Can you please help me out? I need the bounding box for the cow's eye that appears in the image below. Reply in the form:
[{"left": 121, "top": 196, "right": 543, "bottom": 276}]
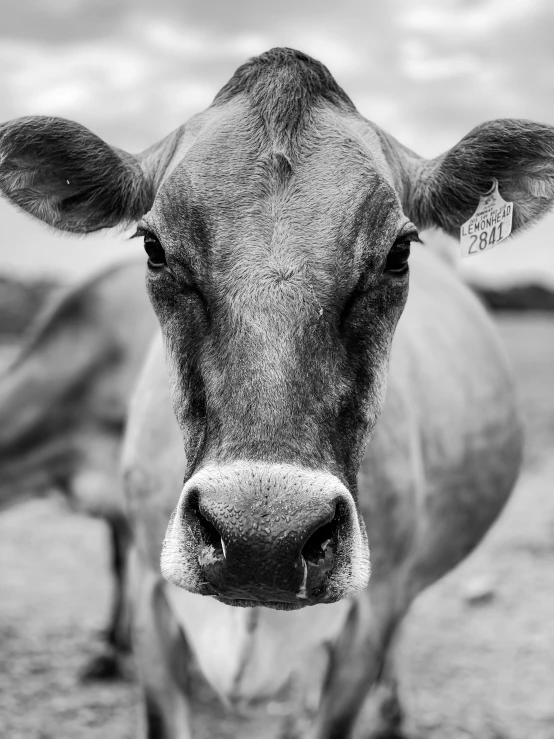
[
  {"left": 384, "top": 234, "right": 418, "bottom": 275},
  {"left": 144, "top": 235, "right": 166, "bottom": 270}
]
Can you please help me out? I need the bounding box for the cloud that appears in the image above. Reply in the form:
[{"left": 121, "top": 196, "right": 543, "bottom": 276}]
[
  {"left": 400, "top": 39, "right": 479, "bottom": 81},
  {"left": 401, "top": 0, "right": 542, "bottom": 35},
  {"left": 0, "top": 38, "right": 154, "bottom": 118}
]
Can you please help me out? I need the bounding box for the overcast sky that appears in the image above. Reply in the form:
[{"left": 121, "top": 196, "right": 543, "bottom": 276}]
[{"left": 1, "top": 0, "right": 553, "bottom": 285}]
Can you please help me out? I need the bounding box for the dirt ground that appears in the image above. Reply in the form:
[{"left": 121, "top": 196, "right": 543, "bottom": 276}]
[{"left": 0, "top": 314, "right": 553, "bottom": 739}]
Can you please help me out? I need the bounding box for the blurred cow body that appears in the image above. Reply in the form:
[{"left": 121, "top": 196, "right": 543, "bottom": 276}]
[
  {"left": 0, "top": 260, "right": 156, "bottom": 677},
  {"left": 3, "top": 48, "right": 554, "bottom": 736}
]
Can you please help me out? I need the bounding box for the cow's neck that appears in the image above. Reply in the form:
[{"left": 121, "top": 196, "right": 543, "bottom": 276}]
[{"left": 164, "top": 583, "right": 352, "bottom": 707}]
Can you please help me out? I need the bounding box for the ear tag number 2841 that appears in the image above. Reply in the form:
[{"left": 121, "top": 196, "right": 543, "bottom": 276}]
[{"left": 460, "top": 179, "right": 513, "bottom": 258}]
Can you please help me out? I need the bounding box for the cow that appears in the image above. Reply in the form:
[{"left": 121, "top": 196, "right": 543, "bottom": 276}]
[
  {"left": 0, "top": 260, "right": 156, "bottom": 678},
  {"left": 1, "top": 47, "right": 554, "bottom": 737}
]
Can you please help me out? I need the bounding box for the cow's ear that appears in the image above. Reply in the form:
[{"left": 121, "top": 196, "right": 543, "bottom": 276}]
[
  {"left": 0, "top": 116, "right": 156, "bottom": 233},
  {"left": 403, "top": 119, "right": 554, "bottom": 239}
]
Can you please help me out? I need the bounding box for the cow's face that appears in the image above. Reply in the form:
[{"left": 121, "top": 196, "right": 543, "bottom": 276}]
[
  {"left": 2, "top": 49, "right": 554, "bottom": 608},
  {"left": 142, "top": 87, "right": 414, "bottom": 606}
]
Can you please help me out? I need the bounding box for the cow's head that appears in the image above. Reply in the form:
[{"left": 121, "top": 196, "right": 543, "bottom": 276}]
[{"left": 2, "top": 48, "right": 554, "bottom": 608}]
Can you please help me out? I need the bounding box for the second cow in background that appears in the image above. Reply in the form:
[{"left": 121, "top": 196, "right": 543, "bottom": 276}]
[{"left": 0, "top": 259, "right": 156, "bottom": 678}]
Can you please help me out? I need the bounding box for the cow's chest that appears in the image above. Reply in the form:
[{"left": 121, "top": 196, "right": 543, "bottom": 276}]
[{"left": 164, "top": 583, "right": 351, "bottom": 707}]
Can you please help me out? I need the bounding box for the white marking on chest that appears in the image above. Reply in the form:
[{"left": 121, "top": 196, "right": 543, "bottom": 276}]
[{"left": 164, "top": 584, "right": 351, "bottom": 703}]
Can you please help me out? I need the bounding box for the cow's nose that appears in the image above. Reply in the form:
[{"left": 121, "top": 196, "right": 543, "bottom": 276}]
[
  {"left": 162, "top": 463, "right": 367, "bottom": 606},
  {"left": 189, "top": 486, "right": 338, "bottom": 601}
]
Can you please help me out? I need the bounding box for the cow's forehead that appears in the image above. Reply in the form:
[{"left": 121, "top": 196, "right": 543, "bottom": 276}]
[
  {"left": 162, "top": 96, "right": 394, "bottom": 195},
  {"left": 174, "top": 98, "right": 391, "bottom": 184},
  {"left": 148, "top": 97, "right": 403, "bottom": 274}
]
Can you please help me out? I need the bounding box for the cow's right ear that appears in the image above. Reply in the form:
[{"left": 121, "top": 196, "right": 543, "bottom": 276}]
[{"left": 0, "top": 116, "right": 171, "bottom": 233}]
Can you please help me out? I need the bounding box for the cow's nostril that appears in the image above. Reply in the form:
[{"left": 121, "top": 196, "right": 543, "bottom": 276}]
[
  {"left": 197, "top": 512, "right": 226, "bottom": 567},
  {"left": 186, "top": 489, "right": 225, "bottom": 559},
  {"left": 302, "top": 514, "right": 337, "bottom": 565},
  {"left": 197, "top": 512, "right": 224, "bottom": 554}
]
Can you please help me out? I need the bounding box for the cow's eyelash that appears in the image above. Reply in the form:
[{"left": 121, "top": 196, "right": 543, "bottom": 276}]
[{"left": 131, "top": 226, "right": 151, "bottom": 240}]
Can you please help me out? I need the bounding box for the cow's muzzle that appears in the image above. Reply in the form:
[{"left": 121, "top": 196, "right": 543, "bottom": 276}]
[{"left": 161, "top": 463, "right": 370, "bottom": 608}]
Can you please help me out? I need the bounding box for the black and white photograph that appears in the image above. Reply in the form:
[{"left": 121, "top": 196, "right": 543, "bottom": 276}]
[{"left": 0, "top": 1, "right": 553, "bottom": 738}]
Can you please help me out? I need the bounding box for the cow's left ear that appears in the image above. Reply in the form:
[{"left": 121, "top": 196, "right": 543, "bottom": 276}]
[
  {"left": 0, "top": 116, "right": 173, "bottom": 233},
  {"left": 401, "top": 119, "right": 554, "bottom": 238}
]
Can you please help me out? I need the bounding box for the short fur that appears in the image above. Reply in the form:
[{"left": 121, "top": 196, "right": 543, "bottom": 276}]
[
  {"left": 214, "top": 48, "right": 354, "bottom": 154},
  {"left": 411, "top": 118, "right": 554, "bottom": 236},
  {"left": 0, "top": 117, "right": 153, "bottom": 232}
]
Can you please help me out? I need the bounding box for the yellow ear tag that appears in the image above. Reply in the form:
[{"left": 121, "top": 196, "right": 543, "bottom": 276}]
[{"left": 460, "top": 179, "right": 513, "bottom": 257}]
